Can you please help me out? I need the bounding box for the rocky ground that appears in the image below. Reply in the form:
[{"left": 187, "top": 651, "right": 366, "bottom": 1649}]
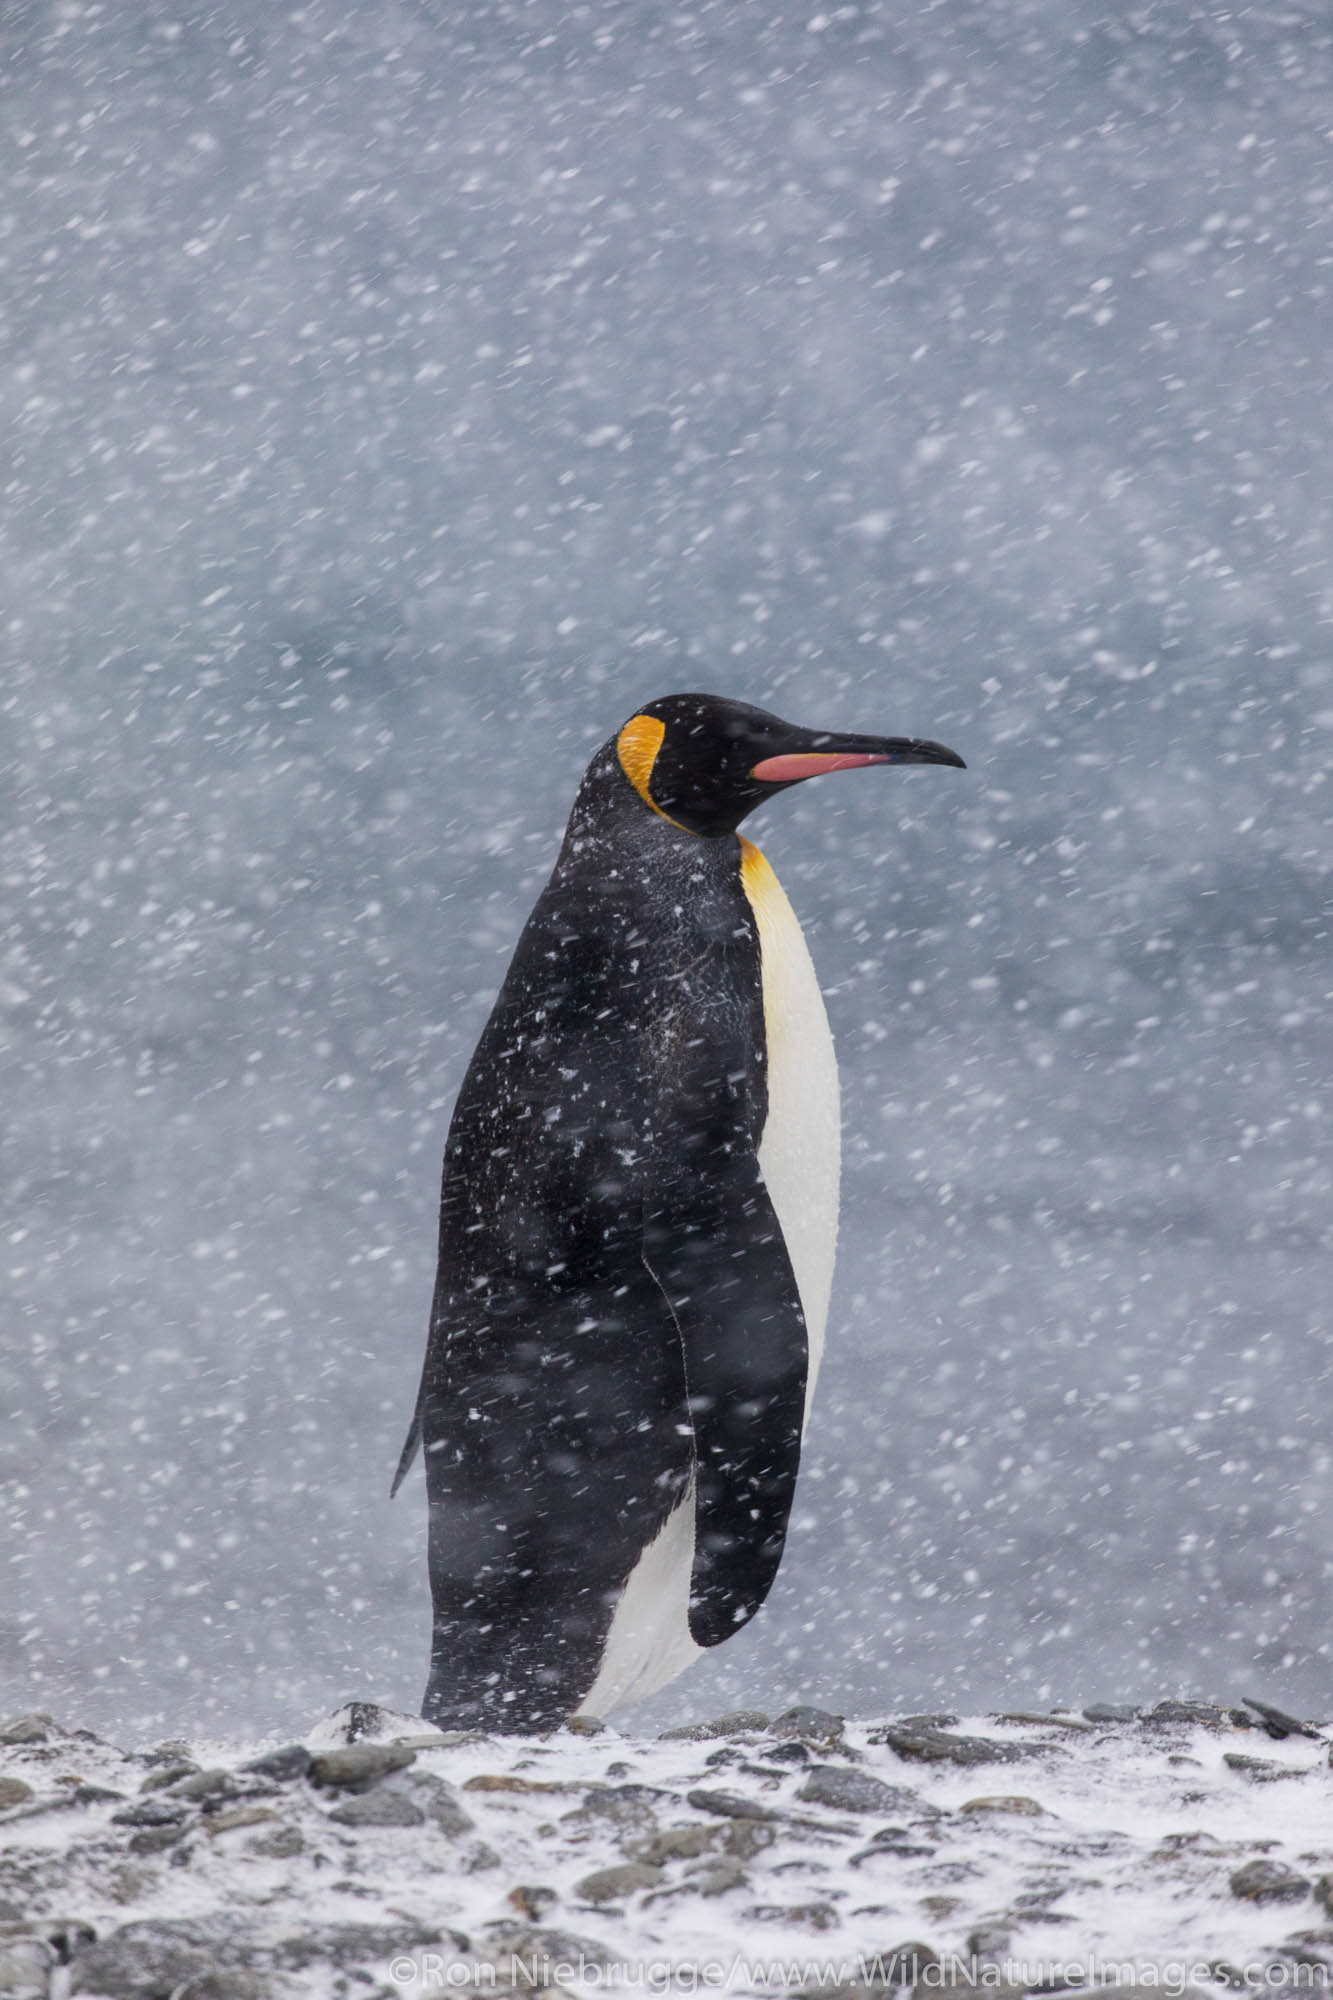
[{"left": 0, "top": 1697, "right": 1330, "bottom": 1998}]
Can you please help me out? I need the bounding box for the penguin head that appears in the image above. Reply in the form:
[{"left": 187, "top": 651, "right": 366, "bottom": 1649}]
[{"left": 616, "top": 692, "right": 965, "bottom": 837}]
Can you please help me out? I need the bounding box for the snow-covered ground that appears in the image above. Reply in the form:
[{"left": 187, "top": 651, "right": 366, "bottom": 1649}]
[{"left": 2, "top": 1698, "right": 1329, "bottom": 1997}]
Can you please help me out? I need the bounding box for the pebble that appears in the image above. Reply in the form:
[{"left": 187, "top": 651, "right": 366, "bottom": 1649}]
[
  {"left": 957, "top": 1795, "right": 1048, "bottom": 1816},
  {"left": 997, "top": 1711, "right": 1096, "bottom": 1732},
  {"left": 1271, "top": 1933, "right": 1333, "bottom": 1978},
  {"left": 1222, "top": 1753, "right": 1305, "bottom": 1782},
  {"left": 67, "top": 1919, "right": 265, "bottom": 1999},
  {"left": 275, "top": 1917, "right": 450, "bottom": 1972},
  {"left": 686, "top": 1787, "right": 780, "bottom": 1822},
  {"left": 661, "top": 1710, "right": 771, "bottom": 1741},
  {"left": 0, "top": 1715, "right": 60, "bottom": 1747},
  {"left": 240, "top": 1743, "right": 313, "bottom": 1783},
  {"left": 870, "top": 1724, "right": 1032, "bottom": 1768},
  {"left": 743, "top": 1900, "right": 840, "bottom": 1930},
  {"left": 561, "top": 1785, "right": 658, "bottom": 1835},
  {"left": 163, "top": 1767, "right": 243, "bottom": 1804},
  {"left": 138, "top": 1760, "right": 200, "bottom": 1793},
  {"left": 462, "top": 1772, "right": 575, "bottom": 1795},
  {"left": 402, "top": 1769, "right": 476, "bottom": 1836},
  {"left": 724, "top": 1820, "right": 777, "bottom": 1860},
  {"left": 308, "top": 1742, "right": 416, "bottom": 1792},
  {"left": 1142, "top": 1701, "right": 1247, "bottom": 1729},
  {"left": 127, "top": 1822, "right": 189, "bottom": 1855},
  {"left": 1083, "top": 1704, "right": 1139, "bottom": 1724},
  {"left": 576, "top": 1861, "right": 664, "bottom": 1903},
  {"left": 507, "top": 1884, "right": 558, "bottom": 1920},
  {"left": 204, "top": 1806, "right": 280, "bottom": 1836},
  {"left": 662, "top": 1857, "right": 748, "bottom": 1898},
  {"left": 1317, "top": 1876, "right": 1333, "bottom": 1918},
  {"left": 0, "top": 1935, "right": 57, "bottom": 1998},
  {"left": 110, "top": 1798, "right": 190, "bottom": 1828},
  {"left": 797, "top": 1765, "right": 923, "bottom": 1815},
  {"left": 769, "top": 1707, "right": 846, "bottom": 1746},
  {"left": 0, "top": 1778, "right": 34, "bottom": 1811},
  {"left": 1229, "top": 1858, "right": 1312, "bottom": 1903},
  {"left": 627, "top": 1824, "right": 721, "bottom": 1865},
  {"left": 1241, "top": 1696, "right": 1324, "bottom": 1740},
  {"left": 328, "top": 1784, "right": 427, "bottom": 1827}
]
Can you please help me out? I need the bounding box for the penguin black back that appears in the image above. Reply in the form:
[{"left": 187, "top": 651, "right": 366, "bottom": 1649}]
[{"left": 396, "top": 694, "right": 964, "bottom": 1731}]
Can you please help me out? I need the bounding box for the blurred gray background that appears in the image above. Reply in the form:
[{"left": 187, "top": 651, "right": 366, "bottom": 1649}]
[{"left": 2, "top": 0, "right": 1330, "bottom": 1741}]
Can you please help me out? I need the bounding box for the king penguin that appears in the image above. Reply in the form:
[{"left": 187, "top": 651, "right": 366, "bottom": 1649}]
[{"left": 393, "top": 693, "right": 965, "bottom": 1732}]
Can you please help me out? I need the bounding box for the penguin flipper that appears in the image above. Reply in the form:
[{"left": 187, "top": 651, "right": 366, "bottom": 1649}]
[
  {"left": 643, "top": 1153, "right": 807, "bottom": 1651},
  {"left": 390, "top": 1407, "right": 422, "bottom": 1497}
]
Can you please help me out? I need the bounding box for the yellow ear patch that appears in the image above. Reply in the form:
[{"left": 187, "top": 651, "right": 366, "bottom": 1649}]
[
  {"left": 616, "top": 713, "right": 667, "bottom": 809},
  {"left": 616, "top": 714, "right": 693, "bottom": 832}
]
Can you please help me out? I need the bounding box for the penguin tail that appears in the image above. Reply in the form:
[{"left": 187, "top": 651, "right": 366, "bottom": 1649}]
[{"left": 390, "top": 1409, "right": 422, "bottom": 1498}]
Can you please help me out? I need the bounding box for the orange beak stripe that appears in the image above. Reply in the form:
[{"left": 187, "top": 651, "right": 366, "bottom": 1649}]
[{"left": 750, "top": 751, "right": 896, "bottom": 782}]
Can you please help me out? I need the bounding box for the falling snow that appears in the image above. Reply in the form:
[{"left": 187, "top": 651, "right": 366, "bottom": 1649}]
[{"left": 2, "top": 0, "right": 1331, "bottom": 1741}]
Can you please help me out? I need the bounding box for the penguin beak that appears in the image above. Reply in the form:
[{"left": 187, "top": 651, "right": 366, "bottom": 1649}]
[{"left": 751, "top": 737, "right": 966, "bottom": 783}]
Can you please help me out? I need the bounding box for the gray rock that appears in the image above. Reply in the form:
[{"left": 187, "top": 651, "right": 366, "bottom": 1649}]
[
  {"left": 725, "top": 1820, "right": 777, "bottom": 1860},
  {"left": 111, "top": 1799, "right": 190, "bottom": 1829},
  {"left": 690, "top": 1857, "right": 750, "bottom": 1896},
  {"left": 479, "top": 1923, "right": 617, "bottom": 1970},
  {"left": 1316, "top": 1876, "right": 1333, "bottom": 1919},
  {"left": 966, "top": 1924, "right": 1013, "bottom": 1963},
  {"left": 662, "top": 1711, "right": 771, "bottom": 1740},
  {"left": 561, "top": 1785, "right": 659, "bottom": 1835},
  {"left": 996, "top": 1711, "right": 1096, "bottom": 1732},
  {"left": 1269, "top": 1934, "right": 1333, "bottom": 1978},
  {"left": 0, "top": 1935, "right": 56, "bottom": 1999},
  {"left": 0, "top": 1780, "right": 33, "bottom": 1812},
  {"left": 327, "top": 1786, "right": 426, "bottom": 1827},
  {"left": 575, "top": 1862, "right": 664, "bottom": 1904},
  {"left": 870, "top": 1725, "right": 1032, "bottom": 1768},
  {"left": 505, "top": 1885, "right": 558, "bottom": 1922},
  {"left": 138, "top": 1761, "right": 200, "bottom": 1794},
  {"left": 770, "top": 1708, "right": 846, "bottom": 1747},
  {"left": 628, "top": 1824, "right": 721, "bottom": 1865},
  {"left": 402, "top": 1769, "right": 475, "bottom": 1836},
  {"left": 1230, "top": 1859, "right": 1312, "bottom": 1904},
  {"left": 461, "top": 1839, "right": 504, "bottom": 1872},
  {"left": 1082, "top": 1704, "right": 1139, "bottom": 1724},
  {"left": 128, "top": 1822, "right": 189, "bottom": 1855},
  {"left": 1222, "top": 1753, "right": 1306, "bottom": 1782},
  {"left": 797, "top": 1765, "right": 922, "bottom": 1815},
  {"left": 72, "top": 1783, "right": 127, "bottom": 1806},
  {"left": 743, "top": 1902, "right": 840, "bottom": 1932},
  {"left": 687, "top": 1788, "right": 781, "bottom": 1822},
  {"left": 141, "top": 1740, "right": 193, "bottom": 1767},
  {"left": 162, "top": 1768, "right": 241, "bottom": 1806},
  {"left": 308, "top": 1742, "right": 416, "bottom": 1792},
  {"left": 275, "top": 1919, "right": 447, "bottom": 1971},
  {"left": 849, "top": 1827, "right": 937, "bottom": 1865},
  {"left": 1241, "top": 1696, "right": 1324, "bottom": 1741},
  {"left": 69, "top": 1920, "right": 262, "bottom": 1999},
  {"left": 0, "top": 1715, "right": 60, "bottom": 1747},
  {"left": 860, "top": 1942, "right": 941, "bottom": 1987},
  {"left": 239, "top": 1744, "right": 312, "bottom": 1783},
  {"left": 246, "top": 1823, "right": 305, "bottom": 1859},
  {"left": 1142, "top": 1701, "right": 1244, "bottom": 1729}
]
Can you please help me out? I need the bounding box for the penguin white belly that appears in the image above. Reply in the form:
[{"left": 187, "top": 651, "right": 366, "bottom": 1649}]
[
  {"left": 578, "top": 1476, "right": 701, "bottom": 1717},
  {"left": 740, "top": 837, "right": 841, "bottom": 1433},
  {"left": 579, "top": 839, "right": 839, "bottom": 1718}
]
